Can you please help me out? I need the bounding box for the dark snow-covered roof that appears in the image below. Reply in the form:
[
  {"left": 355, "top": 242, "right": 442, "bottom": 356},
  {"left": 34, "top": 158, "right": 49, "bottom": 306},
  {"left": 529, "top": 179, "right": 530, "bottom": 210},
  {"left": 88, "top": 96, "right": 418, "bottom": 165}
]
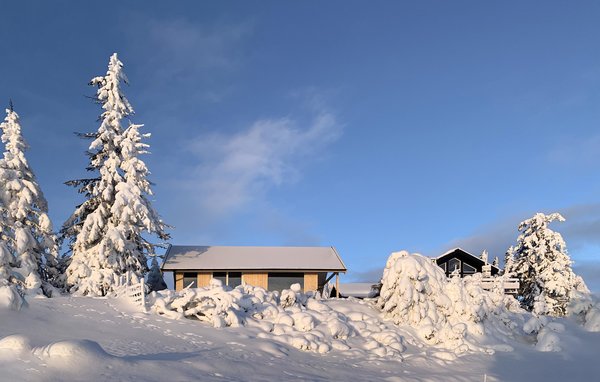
[
  {"left": 162, "top": 245, "right": 347, "bottom": 272},
  {"left": 435, "top": 248, "right": 500, "bottom": 272}
]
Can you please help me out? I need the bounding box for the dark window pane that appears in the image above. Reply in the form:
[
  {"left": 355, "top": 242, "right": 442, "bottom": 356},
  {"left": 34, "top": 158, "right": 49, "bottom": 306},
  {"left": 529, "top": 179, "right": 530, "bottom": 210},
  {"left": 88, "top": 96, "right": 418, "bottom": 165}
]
[
  {"left": 183, "top": 272, "right": 197, "bottom": 288},
  {"left": 213, "top": 272, "right": 227, "bottom": 285},
  {"left": 463, "top": 263, "right": 476, "bottom": 274},
  {"left": 268, "top": 272, "right": 304, "bottom": 291},
  {"left": 448, "top": 258, "right": 461, "bottom": 274},
  {"left": 228, "top": 272, "right": 242, "bottom": 288}
]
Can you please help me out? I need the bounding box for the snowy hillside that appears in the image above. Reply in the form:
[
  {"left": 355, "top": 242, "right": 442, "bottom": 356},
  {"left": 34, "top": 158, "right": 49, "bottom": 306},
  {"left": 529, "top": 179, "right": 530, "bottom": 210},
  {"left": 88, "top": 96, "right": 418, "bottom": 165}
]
[{"left": 1, "top": 291, "right": 599, "bottom": 381}]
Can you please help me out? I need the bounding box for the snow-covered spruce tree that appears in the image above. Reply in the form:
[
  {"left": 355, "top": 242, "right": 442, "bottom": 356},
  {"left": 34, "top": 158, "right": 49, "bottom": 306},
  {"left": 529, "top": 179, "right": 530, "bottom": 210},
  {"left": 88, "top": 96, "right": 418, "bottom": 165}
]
[
  {"left": 0, "top": 105, "right": 59, "bottom": 295},
  {"left": 506, "top": 212, "right": 586, "bottom": 317},
  {"left": 146, "top": 255, "right": 167, "bottom": 291},
  {"left": 61, "top": 53, "right": 169, "bottom": 296}
]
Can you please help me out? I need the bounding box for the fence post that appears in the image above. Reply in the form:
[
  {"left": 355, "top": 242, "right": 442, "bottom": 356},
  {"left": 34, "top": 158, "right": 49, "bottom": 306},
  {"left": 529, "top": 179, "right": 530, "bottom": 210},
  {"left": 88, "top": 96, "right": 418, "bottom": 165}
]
[{"left": 141, "top": 278, "right": 146, "bottom": 309}]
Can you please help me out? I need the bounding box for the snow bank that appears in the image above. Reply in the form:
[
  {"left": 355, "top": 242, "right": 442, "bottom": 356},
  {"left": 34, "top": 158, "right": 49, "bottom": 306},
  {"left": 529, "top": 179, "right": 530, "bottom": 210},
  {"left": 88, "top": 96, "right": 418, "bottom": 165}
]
[
  {"left": 0, "top": 334, "right": 31, "bottom": 354},
  {"left": 0, "top": 333, "right": 115, "bottom": 371},
  {"left": 377, "top": 251, "right": 521, "bottom": 350},
  {"left": 568, "top": 292, "right": 600, "bottom": 332},
  {"left": 33, "top": 339, "right": 112, "bottom": 365},
  {"left": 0, "top": 285, "right": 25, "bottom": 311},
  {"left": 149, "top": 281, "right": 406, "bottom": 358}
]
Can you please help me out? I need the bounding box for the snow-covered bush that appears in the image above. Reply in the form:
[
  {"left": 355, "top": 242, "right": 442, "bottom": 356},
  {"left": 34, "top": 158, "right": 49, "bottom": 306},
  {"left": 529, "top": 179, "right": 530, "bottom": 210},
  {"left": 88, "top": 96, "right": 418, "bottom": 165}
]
[
  {"left": 0, "top": 283, "right": 25, "bottom": 310},
  {"left": 568, "top": 291, "right": 600, "bottom": 332},
  {"left": 148, "top": 280, "right": 406, "bottom": 358},
  {"left": 505, "top": 213, "right": 588, "bottom": 317},
  {"left": 377, "top": 250, "right": 519, "bottom": 348}
]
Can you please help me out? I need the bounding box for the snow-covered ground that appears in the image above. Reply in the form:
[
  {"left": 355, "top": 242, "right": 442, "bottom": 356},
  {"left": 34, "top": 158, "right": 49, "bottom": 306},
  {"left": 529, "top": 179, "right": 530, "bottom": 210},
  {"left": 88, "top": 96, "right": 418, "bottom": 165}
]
[{"left": 1, "top": 294, "right": 599, "bottom": 382}]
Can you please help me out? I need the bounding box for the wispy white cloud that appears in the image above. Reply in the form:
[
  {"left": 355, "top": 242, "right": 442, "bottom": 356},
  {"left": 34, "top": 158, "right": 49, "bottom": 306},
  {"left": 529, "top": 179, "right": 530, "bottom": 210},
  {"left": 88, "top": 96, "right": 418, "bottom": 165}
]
[{"left": 180, "top": 99, "right": 342, "bottom": 224}]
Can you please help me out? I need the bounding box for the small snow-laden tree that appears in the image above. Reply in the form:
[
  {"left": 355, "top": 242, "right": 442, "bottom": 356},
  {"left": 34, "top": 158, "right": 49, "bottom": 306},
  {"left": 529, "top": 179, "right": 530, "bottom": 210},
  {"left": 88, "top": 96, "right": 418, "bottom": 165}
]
[
  {"left": 0, "top": 106, "right": 59, "bottom": 295},
  {"left": 492, "top": 256, "right": 499, "bottom": 268},
  {"left": 146, "top": 255, "right": 167, "bottom": 292},
  {"left": 480, "top": 250, "right": 489, "bottom": 264},
  {"left": 507, "top": 213, "right": 587, "bottom": 317},
  {"left": 503, "top": 246, "right": 516, "bottom": 277},
  {"left": 62, "top": 53, "right": 132, "bottom": 296}
]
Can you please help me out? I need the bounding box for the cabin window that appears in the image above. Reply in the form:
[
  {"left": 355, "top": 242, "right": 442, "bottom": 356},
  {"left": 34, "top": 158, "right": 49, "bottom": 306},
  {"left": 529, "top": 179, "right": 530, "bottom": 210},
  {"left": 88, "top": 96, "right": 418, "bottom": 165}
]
[
  {"left": 463, "top": 263, "right": 476, "bottom": 275},
  {"left": 268, "top": 272, "right": 304, "bottom": 291},
  {"left": 183, "top": 272, "right": 197, "bottom": 288},
  {"left": 228, "top": 272, "right": 242, "bottom": 288},
  {"left": 213, "top": 272, "right": 227, "bottom": 285},
  {"left": 448, "top": 258, "right": 461, "bottom": 274}
]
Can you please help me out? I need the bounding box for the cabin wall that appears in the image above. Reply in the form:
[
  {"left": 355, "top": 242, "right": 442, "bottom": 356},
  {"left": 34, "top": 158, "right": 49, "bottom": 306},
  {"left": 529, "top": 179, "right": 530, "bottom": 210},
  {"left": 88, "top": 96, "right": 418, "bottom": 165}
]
[
  {"left": 304, "top": 273, "right": 318, "bottom": 292},
  {"left": 175, "top": 272, "right": 184, "bottom": 290},
  {"left": 197, "top": 272, "right": 212, "bottom": 288},
  {"left": 242, "top": 272, "right": 268, "bottom": 289}
]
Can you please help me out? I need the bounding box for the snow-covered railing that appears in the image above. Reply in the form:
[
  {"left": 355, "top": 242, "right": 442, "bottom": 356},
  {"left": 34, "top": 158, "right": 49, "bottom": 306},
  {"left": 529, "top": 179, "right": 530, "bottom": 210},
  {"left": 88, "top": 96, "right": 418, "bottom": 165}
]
[
  {"left": 479, "top": 277, "right": 520, "bottom": 294},
  {"left": 125, "top": 279, "right": 147, "bottom": 308},
  {"left": 114, "top": 275, "right": 147, "bottom": 310}
]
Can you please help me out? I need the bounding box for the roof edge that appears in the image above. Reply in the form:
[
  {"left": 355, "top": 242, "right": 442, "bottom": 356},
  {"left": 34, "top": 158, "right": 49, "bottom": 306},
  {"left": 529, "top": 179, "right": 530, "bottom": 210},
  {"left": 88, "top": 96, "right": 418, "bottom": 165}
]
[
  {"left": 160, "top": 243, "right": 173, "bottom": 271},
  {"left": 331, "top": 246, "right": 348, "bottom": 272}
]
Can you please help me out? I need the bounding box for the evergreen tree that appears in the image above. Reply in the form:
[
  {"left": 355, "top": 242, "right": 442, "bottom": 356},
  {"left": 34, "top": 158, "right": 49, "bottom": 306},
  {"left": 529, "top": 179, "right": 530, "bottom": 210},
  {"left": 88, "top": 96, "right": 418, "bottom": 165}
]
[
  {"left": 147, "top": 255, "right": 167, "bottom": 291},
  {"left": 492, "top": 256, "right": 499, "bottom": 268},
  {"left": 61, "top": 53, "right": 168, "bottom": 296},
  {"left": 506, "top": 212, "right": 586, "bottom": 317},
  {"left": 0, "top": 105, "right": 59, "bottom": 295}
]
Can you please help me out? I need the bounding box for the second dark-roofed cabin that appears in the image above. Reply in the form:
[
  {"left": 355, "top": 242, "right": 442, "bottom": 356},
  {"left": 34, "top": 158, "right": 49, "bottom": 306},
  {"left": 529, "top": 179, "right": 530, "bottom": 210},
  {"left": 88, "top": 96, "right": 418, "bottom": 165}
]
[{"left": 435, "top": 248, "right": 500, "bottom": 277}]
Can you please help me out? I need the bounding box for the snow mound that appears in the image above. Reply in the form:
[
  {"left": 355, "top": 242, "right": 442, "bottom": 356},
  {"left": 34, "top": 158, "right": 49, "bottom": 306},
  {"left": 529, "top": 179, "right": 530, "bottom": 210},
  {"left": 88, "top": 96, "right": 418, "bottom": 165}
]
[
  {"left": 33, "top": 339, "right": 113, "bottom": 365},
  {"left": 568, "top": 292, "right": 600, "bottom": 332},
  {"left": 0, "top": 334, "right": 31, "bottom": 353},
  {"left": 0, "top": 285, "right": 25, "bottom": 311},
  {"left": 377, "top": 250, "right": 521, "bottom": 350}
]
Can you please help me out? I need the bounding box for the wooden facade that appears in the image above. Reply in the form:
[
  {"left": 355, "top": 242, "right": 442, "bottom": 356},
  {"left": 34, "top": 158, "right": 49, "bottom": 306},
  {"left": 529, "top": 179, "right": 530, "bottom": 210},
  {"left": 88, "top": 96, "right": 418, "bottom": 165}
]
[
  {"left": 242, "top": 272, "right": 268, "bottom": 289},
  {"left": 172, "top": 270, "right": 332, "bottom": 293}
]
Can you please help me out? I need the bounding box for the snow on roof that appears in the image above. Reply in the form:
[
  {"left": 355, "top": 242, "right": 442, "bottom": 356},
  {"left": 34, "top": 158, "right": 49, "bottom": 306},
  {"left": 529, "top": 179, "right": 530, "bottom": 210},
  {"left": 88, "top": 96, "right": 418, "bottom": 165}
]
[
  {"left": 434, "top": 247, "right": 500, "bottom": 270},
  {"left": 338, "top": 283, "right": 378, "bottom": 298},
  {"left": 162, "top": 245, "right": 347, "bottom": 272}
]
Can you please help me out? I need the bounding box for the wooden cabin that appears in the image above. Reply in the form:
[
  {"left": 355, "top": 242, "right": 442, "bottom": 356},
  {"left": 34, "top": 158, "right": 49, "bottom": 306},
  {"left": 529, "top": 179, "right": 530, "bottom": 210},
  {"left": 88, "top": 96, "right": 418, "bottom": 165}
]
[
  {"left": 435, "top": 248, "right": 500, "bottom": 277},
  {"left": 161, "top": 245, "right": 347, "bottom": 294}
]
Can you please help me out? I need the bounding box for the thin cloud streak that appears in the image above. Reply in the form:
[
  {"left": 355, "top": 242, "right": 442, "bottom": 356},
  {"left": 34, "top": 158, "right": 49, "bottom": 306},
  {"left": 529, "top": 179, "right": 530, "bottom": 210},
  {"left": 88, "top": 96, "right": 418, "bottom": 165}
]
[
  {"left": 186, "top": 108, "right": 341, "bottom": 221},
  {"left": 441, "top": 203, "right": 600, "bottom": 265}
]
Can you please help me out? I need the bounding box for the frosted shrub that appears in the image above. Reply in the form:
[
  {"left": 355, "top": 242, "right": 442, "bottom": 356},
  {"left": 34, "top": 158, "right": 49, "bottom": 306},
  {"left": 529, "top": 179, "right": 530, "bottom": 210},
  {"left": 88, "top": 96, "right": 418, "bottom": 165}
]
[
  {"left": 377, "top": 250, "right": 518, "bottom": 347},
  {"left": 506, "top": 213, "right": 588, "bottom": 317}
]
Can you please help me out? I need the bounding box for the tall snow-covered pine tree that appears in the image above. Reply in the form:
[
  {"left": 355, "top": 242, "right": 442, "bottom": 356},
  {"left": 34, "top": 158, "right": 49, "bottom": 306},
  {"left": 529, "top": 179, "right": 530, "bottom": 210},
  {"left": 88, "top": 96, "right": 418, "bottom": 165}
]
[
  {"left": 62, "top": 53, "right": 168, "bottom": 296},
  {"left": 0, "top": 104, "right": 59, "bottom": 295},
  {"left": 506, "top": 212, "right": 586, "bottom": 317}
]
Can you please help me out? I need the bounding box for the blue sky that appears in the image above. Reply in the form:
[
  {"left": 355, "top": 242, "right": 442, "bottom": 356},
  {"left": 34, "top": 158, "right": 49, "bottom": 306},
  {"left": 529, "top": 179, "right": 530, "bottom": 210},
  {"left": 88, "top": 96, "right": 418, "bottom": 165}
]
[{"left": 1, "top": 1, "right": 600, "bottom": 290}]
